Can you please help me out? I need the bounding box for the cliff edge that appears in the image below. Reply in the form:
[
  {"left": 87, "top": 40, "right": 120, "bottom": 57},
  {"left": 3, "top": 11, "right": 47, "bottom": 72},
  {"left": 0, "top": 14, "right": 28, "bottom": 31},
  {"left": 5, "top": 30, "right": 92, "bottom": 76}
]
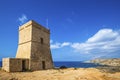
[{"left": 89, "top": 58, "right": 120, "bottom": 66}]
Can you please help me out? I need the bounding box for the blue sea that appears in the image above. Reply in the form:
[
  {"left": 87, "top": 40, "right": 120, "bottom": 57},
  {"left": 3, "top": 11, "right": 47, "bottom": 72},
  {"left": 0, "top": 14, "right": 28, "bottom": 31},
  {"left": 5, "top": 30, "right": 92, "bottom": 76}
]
[
  {"left": 54, "top": 61, "right": 101, "bottom": 68},
  {"left": 0, "top": 61, "right": 101, "bottom": 68}
]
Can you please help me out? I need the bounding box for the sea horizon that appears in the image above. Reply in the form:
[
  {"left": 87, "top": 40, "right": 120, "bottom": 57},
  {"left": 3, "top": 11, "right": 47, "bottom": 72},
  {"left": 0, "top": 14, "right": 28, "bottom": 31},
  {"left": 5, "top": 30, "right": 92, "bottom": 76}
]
[{"left": 0, "top": 61, "right": 101, "bottom": 68}]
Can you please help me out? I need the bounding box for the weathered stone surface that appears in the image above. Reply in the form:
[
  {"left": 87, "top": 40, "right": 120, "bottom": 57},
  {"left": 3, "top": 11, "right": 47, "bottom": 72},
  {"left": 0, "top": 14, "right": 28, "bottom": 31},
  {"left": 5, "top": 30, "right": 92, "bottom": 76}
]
[
  {"left": 2, "top": 20, "right": 54, "bottom": 72},
  {"left": 2, "top": 58, "right": 29, "bottom": 72}
]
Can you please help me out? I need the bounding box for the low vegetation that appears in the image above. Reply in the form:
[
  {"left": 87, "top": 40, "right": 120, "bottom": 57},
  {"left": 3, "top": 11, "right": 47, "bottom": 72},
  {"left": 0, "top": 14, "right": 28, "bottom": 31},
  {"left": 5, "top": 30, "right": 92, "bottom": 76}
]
[
  {"left": 90, "top": 58, "right": 120, "bottom": 66},
  {"left": 97, "top": 66, "right": 120, "bottom": 73},
  {"left": 60, "top": 66, "right": 67, "bottom": 69}
]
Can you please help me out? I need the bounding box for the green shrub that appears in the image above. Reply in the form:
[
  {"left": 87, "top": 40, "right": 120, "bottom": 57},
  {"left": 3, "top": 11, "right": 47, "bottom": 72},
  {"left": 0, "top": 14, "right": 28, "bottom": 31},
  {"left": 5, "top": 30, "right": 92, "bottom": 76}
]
[{"left": 60, "top": 66, "right": 67, "bottom": 69}]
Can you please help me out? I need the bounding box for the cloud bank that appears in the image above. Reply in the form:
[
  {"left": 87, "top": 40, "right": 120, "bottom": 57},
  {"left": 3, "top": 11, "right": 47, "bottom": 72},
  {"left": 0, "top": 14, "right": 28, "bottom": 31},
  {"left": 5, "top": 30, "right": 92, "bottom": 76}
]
[{"left": 51, "top": 28, "right": 120, "bottom": 58}]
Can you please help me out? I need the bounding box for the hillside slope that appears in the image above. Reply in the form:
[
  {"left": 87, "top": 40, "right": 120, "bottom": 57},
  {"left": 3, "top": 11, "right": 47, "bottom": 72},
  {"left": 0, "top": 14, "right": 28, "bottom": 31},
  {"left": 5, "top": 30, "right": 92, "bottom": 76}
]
[{"left": 89, "top": 58, "right": 120, "bottom": 66}]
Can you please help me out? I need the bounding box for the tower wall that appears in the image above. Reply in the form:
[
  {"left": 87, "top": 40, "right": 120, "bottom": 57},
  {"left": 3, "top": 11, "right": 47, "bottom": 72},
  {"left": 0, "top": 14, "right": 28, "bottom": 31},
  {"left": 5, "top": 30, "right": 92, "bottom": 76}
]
[
  {"left": 30, "top": 21, "right": 53, "bottom": 70},
  {"left": 16, "top": 22, "right": 32, "bottom": 58},
  {"left": 16, "top": 20, "right": 54, "bottom": 70},
  {"left": 2, "top": 58, "right": 29, "bottom": 72}
]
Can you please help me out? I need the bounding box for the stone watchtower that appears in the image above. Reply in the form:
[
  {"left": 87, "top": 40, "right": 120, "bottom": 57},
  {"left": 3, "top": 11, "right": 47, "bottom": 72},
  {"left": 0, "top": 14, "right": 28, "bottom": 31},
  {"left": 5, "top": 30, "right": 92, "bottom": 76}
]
[{"left": 2, "top": 20, "right": 54, "bottom": 72}]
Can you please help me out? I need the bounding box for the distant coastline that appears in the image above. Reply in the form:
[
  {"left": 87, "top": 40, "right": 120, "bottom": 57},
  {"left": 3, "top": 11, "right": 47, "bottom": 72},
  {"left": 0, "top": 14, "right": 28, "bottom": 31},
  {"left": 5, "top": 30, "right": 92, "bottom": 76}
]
[
  {"left": 89, "top": 58, "right": 120, "bottom": 66},
  {"left": 1, "top": 58, "right": 120, "bottom": 68}
]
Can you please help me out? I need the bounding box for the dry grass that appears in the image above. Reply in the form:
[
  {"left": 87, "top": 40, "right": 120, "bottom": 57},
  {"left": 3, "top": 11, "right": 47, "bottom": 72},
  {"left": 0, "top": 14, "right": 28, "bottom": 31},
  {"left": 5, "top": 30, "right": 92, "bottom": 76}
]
[
  {"left": 0, "top": 68, "right": 120, "bottom": 80},
  {"left": 96, "top": 66, "right": 120, "bottom": 73},
  {"left": 0, "top": 67, "right": 2, "bottom": 70}
]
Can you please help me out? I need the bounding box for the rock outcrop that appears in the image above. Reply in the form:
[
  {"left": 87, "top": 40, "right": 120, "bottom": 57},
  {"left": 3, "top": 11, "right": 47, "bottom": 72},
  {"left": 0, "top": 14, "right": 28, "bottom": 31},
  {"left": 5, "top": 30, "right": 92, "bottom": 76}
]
[{"left": 89, "top": 58, "right": 120, "bottom": 66}]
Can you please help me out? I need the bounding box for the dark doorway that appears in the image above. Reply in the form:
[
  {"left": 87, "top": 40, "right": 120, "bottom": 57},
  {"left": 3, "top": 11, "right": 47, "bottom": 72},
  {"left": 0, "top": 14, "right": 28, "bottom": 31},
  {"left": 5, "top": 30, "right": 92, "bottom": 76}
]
[
  {"left": 40, "top": 38, "right": 43, "bottom": 44},
  {"left": 42, "top": 61, "right": 45, "bottom": 69},
  {"left": 22, "top": 60, "right": 26, "bottom": 71}
]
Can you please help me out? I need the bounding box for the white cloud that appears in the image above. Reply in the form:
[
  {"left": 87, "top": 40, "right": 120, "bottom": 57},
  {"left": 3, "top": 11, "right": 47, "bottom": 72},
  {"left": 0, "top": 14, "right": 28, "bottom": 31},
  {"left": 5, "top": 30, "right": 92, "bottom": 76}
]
[
  {"left": 50, "top": 41, "right": 71, "bottom": 49},
  {"left": 87, "top": 29, "right": 119, "bottom": 43},
  {"left": 18, "top": 14, "right": 28, "bottom": 25},
  {"left": 50, "top": 42, "right": 61, "bottom": 49},
  {"left": 50, "top": 40, "right": 53, "bottom": 43},
  {"left": 71, "top": 29, "right": 120, "bottom": 58},
  {"left": 51, "top": 28, "right": 120, "bottom": 59},
  {"left": 61, "top": 42, "right": 71, "bottom": 47}
]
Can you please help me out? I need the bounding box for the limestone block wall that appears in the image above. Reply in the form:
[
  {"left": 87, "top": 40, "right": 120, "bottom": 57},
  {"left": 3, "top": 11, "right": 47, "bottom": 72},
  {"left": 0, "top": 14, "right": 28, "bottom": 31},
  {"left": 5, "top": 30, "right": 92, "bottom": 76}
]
[
  {"left": 16, "top": 22, "right": 32, "bottom": 58},
  {"left": 2, "top": 20, "right": 54, "bottom": 72},
  {"left": 2, "top": 58, "right": 29, "bottom": 72},
  {"left": 19, "top": 23, "right": 32, "bottom": 44},
  {"left": 32, "top": 22, "right": 50, "bottom": 45},
  {"left": 30, "top": 42, "right": 54, "bottom": 70},
  {"left": 2, "top": 58, "right": 9, "bottom": 72},
  {"left": 16, "top": 42, "right": 31, "bottom": 58},
  {"left": 29, "top": 21, "right": 54, "bottom": 70}
]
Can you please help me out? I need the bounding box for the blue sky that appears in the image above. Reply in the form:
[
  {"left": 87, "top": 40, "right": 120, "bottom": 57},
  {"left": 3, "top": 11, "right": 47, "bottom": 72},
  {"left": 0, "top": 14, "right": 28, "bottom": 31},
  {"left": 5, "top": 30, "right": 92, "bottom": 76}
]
[{"left": 0, "top": 0, "right": 120, "bottom": 61}]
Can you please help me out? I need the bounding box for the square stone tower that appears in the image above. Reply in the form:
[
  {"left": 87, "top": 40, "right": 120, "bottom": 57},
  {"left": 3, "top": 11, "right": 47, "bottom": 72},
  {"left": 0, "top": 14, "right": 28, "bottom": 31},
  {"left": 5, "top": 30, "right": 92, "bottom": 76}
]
[{"left": 16, "top": 20, "right": 54, "bottom": 70}]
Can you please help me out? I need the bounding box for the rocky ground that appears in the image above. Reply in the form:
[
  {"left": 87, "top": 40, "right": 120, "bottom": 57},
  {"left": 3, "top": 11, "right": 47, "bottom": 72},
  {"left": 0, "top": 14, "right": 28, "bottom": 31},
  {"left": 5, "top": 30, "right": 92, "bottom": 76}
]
[
  {"left": 0, "top": 68, "right": 120, "bottom": 80},
  {"left": 89, "top": 58, "right": 120, "bottom": 66}
]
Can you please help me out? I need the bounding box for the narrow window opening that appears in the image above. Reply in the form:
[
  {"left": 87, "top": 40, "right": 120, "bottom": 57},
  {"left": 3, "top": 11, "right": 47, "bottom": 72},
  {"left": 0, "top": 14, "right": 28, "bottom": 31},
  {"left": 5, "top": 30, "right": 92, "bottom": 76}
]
[
  {"left": 22, "top": 60, "right": 26, "bottom": 71},
  {"left": 40, "top": 38, "right": 43, "bottom": 44},
  {"left": 42, "top": 61, "right": 45, "bottom": 69}
]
